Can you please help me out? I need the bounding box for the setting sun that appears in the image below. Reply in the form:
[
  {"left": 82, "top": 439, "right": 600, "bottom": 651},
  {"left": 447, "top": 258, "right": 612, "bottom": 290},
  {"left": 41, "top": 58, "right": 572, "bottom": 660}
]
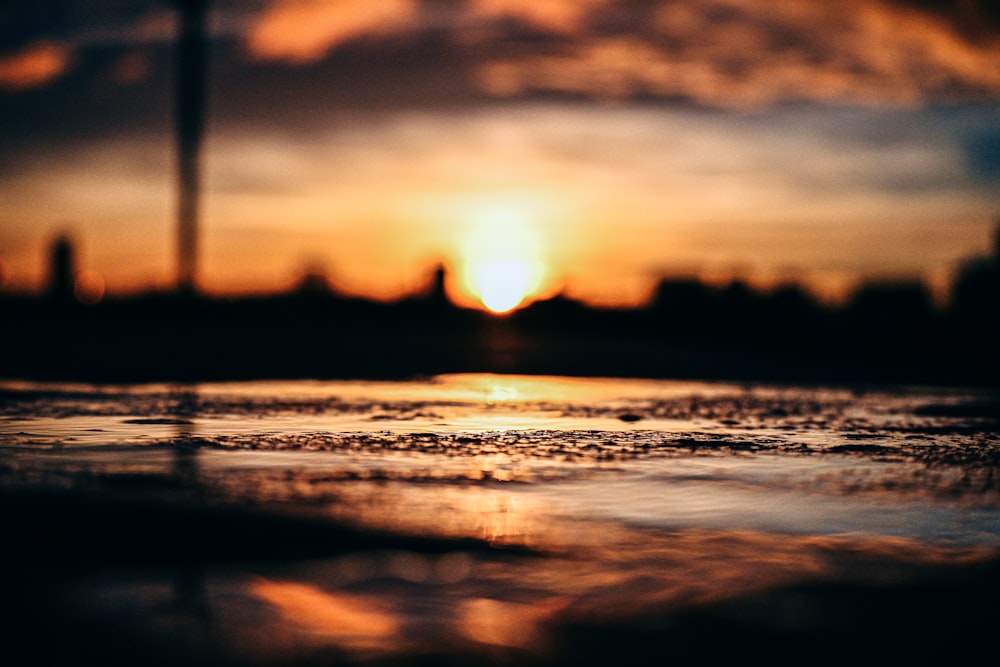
[
  {"left": 456, "top": 198, "right": 550, "bottom": 314},
  {"left": 471, "top": 259, "right": 533, "bottom": 313}
]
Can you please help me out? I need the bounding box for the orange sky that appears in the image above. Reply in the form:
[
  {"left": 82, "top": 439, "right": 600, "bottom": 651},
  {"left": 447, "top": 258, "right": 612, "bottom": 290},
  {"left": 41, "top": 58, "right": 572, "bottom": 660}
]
[{"left": 1, "top": 0, "right": 999, "bottom": 309}]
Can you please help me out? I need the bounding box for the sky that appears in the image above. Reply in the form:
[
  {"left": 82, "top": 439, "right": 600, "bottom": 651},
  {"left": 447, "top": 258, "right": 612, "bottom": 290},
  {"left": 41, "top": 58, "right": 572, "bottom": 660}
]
[{"left": 1, "top": 0, "right": 999, "bottom": 310}]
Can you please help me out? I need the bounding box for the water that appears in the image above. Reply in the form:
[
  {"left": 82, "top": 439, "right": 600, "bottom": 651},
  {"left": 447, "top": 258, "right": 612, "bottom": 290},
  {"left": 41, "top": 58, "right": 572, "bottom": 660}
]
[{"left": 2, "top": 374, "right": 999, "bottom": 665}]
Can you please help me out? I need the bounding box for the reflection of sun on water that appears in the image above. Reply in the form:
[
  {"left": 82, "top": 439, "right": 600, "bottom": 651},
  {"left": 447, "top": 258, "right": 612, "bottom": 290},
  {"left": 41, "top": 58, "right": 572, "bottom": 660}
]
[
  {"left": 250, "top": 578, "right": 399, "bottom": 652},
  {"left": 458, "top": 199, "right": 548, "bottom": 314},
  {"left": 485, "top": 378, "right": 520, "bottom": 404}
]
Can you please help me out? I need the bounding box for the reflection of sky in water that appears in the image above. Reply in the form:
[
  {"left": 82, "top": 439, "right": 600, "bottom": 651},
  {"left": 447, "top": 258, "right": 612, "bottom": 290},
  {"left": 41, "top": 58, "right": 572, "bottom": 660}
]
[
  {"left": 3, "top": 373, "right": 998, "bottom": 545},
  {"left": 3, "top": 374, "right": 999, "bottom": 664}
]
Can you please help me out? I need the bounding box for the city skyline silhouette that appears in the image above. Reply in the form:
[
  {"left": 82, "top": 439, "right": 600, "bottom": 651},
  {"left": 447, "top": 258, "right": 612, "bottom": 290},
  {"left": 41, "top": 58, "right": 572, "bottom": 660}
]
[{"left": 1, "top": 219, "right": 996, "bottom": 388}]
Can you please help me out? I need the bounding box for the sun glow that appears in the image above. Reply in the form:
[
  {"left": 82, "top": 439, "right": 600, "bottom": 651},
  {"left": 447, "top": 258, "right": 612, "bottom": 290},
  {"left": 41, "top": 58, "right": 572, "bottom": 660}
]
[
  {"left": 473, "top": 259, "right": 534, "bottom": 313},
  {"left": 458, "top": 199, "right": 549, "bottom": 314}
]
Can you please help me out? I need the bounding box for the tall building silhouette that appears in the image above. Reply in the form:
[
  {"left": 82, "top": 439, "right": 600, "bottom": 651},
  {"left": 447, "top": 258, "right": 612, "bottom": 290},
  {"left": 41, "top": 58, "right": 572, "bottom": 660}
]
[
  {"left": 47, "top": 234, "right": 76, "bottom": 302},
  {"left": 429, "top": 264, "right": 448, "bottom": 305},
  {"left": 174, "top": 0, "right": 208, "bottom": 294}
]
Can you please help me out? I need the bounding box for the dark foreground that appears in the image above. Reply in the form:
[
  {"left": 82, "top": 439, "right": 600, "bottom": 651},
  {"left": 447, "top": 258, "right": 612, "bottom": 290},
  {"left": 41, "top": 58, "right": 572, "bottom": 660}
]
[{"left": 3, "top": 486, "right": 1000, "bottom": 667}]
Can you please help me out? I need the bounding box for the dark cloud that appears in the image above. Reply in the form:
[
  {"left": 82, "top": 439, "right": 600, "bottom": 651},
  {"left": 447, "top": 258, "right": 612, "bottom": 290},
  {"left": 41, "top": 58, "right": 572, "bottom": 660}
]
[
  {"left": 0, "top": 1, "right": 154, "bottom": 50},
  {"left": 894, "top": 0, "right": 1000, "bottom": 33},
  {"left": 474, "top": 0, "right": 1000, "bottom": 106},
  {"left": 0, "top": 2, "right": 87, "bottom": 49},
  {"left": 964, "top": 129, "right": 1000, "bottom": 178},
  {"left": 230, "top": 0, "right": 1000, "bottom": 108},
  {"left": 2, "top": 0, "right": 999, "bottom": 155}
]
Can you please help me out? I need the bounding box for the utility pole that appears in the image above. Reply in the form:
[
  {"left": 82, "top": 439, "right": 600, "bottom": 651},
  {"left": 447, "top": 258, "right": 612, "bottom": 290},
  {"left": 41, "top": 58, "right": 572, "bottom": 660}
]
[{"left": 174, "top": 0, "right": 208, "bottom": 295}]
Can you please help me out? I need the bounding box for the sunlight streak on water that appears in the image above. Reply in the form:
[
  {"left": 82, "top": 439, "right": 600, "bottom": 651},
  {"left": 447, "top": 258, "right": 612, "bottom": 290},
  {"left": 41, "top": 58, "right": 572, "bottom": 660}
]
[{"left": 3, "top": 373, "right": 998, "bottom": 542}]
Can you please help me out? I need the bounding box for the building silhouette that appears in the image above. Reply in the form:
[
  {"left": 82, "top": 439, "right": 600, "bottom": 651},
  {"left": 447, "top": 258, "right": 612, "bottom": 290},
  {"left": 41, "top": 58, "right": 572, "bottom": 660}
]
[
  {"left": 951, "top": 220, "right": 1000, "bottom": 325},
  {"left": 428, "top": 264, "right": 449, "bottom": 306},
  {"left": 47, "top": 234, "right": 76, "bottom": 302}
]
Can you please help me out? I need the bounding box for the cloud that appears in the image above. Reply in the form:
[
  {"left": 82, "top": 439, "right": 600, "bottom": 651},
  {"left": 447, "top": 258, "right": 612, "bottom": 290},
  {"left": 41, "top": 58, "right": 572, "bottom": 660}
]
[
  {"left": 246, "top": 0, "right": 420, "bottom": 63},
  {"left": 467, "top": 0, "right": 609, "bottom": 34},
  {"left": 0, "top": 41, "right": 73, "bottom": 91},
  {"left": 474, "top": 0, "right": 1000, "bottom": 107},
  {"left": 109, "top": 50, "right": 153, "bottom": 86},
  {"left": 239, "top": 0, "right": 1000, "bottom": 107}
]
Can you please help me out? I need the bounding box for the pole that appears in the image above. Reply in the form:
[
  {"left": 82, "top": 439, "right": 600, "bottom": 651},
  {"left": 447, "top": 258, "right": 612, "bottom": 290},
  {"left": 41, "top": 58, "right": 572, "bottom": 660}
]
[{"left": 175, "top": 0, "right": 207, "bottom": 295}]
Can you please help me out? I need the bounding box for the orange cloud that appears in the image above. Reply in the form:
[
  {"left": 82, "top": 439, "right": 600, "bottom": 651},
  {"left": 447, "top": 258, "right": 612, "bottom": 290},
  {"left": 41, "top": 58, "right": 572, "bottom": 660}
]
[
  {"left": 476, "top": 0, "right": 1000, "bottom": 106},
  {"left": 0, "top": 41, "right": 73, "bottom": 91},
  {"left": 247, "top": 0, "right": 420, "bottom": 63},
  {"left": 469, "top": 0, "right": 609, "bottom": 33}
]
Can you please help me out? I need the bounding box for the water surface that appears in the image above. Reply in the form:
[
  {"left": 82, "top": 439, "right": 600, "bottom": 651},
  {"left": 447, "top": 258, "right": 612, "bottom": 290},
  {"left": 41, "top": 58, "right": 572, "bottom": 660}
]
[{"left": 2, "top": 374, "right": 998, "bottom": 665}]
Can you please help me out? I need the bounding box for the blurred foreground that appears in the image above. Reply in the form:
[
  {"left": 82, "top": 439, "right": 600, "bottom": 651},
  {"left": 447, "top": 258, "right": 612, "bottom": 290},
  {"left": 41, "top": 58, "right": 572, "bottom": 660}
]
[{"left": 2, "top": 374, "right": 998, "bottom": 665}]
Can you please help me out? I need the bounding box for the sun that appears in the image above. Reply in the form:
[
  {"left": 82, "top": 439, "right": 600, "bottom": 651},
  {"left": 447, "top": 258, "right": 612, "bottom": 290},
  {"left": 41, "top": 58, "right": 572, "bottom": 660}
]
[
  {"left": 472, "top": 259, "right": 534, "bottom": 313},
  {"left": 457, "top": 198, "right": 549, "bottom": 314}
]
